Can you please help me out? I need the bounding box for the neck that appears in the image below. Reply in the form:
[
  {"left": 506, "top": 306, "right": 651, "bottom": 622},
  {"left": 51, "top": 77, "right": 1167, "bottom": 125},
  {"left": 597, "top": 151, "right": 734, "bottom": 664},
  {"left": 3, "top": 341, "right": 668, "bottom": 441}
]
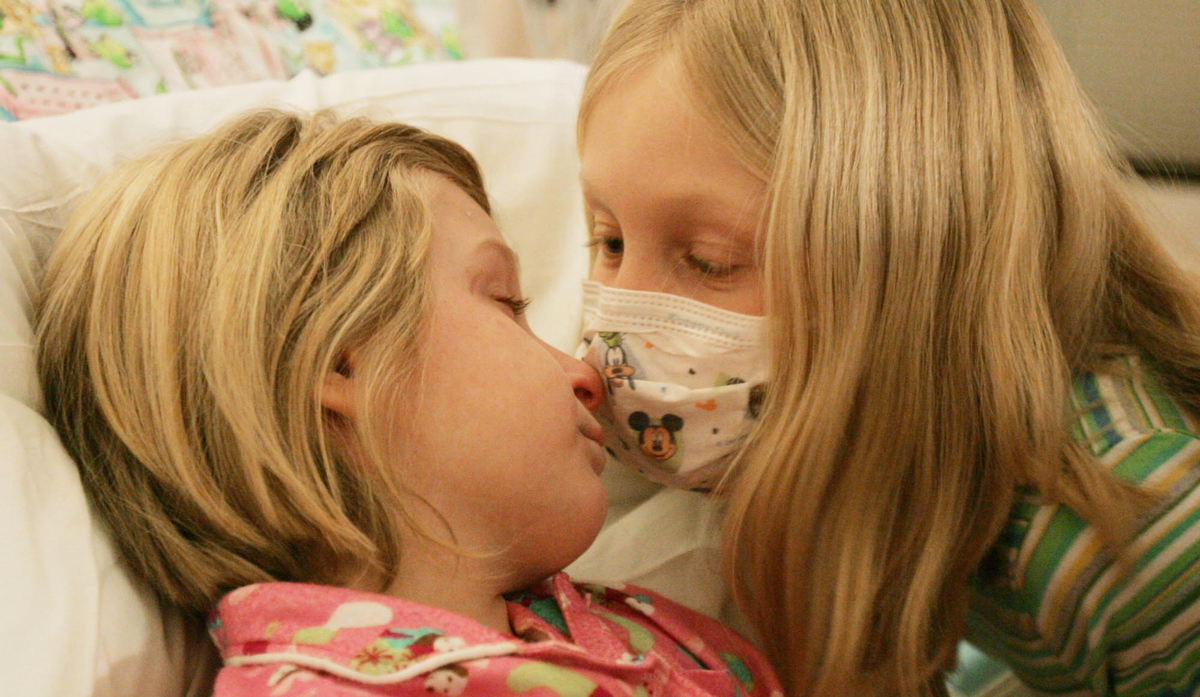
[{"left": 379, "top": 542, "right": 515, "bottom": 636}]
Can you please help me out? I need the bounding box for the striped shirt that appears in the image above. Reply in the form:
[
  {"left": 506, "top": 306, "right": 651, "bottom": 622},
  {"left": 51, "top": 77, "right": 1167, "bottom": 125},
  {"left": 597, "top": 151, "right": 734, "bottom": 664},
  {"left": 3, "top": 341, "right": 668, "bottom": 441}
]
[{"left": 967, "top": 354, "right": 1200, "bottom": 695}]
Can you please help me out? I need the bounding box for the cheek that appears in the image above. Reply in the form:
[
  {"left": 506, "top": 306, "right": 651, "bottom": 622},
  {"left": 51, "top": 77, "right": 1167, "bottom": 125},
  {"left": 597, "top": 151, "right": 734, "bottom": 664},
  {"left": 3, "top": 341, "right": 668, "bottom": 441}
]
[
  {"left": 425, "top": 329, "right": 575, "bottom": 442},
  {"left": 729, "top": 283, "right": 766, "bottom": 316},
  {"left": 587, "top": 254, "right": 615, "bottom": 283}
]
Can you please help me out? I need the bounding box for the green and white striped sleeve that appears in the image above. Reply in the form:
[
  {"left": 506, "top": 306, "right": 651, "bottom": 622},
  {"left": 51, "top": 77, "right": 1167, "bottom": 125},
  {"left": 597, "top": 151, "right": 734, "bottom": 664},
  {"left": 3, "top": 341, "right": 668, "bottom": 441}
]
[{"left": 967, "top": 355, "right": 1200, "bottom": 696}]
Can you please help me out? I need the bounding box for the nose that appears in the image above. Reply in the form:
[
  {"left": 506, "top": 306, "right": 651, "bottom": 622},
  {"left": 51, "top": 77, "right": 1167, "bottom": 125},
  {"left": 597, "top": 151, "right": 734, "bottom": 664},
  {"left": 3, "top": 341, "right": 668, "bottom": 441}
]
[{"left": 545, "top": 342, "right": 605, "bottom": 412}]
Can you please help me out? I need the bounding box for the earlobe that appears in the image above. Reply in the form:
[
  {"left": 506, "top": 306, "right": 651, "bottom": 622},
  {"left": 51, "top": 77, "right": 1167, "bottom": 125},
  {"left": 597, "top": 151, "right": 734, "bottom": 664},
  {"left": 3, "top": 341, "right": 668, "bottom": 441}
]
[{"left": 320, "top": 358, "right": 357, "bottom": 420}]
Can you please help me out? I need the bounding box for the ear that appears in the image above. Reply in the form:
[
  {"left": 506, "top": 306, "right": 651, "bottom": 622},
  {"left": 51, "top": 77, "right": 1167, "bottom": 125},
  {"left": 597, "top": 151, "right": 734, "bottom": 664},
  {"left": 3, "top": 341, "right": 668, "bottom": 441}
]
[{"left": 319, "top": 351, "right": 359, "bottom": 420}]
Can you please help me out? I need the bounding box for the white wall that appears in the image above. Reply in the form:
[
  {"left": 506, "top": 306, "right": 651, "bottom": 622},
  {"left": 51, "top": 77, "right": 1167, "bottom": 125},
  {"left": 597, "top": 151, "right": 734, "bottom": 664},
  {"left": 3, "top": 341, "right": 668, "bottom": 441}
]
[{"left": 1035, "top": 0, "right": 1200, "bottom": 169}]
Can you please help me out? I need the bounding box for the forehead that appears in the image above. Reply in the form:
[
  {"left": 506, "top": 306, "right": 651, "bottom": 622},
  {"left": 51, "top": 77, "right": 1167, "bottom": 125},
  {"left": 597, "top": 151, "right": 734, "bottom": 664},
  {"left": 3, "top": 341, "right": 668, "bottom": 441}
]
[
  {"left": 582, "top": 60, "right": 709, "bottom": 175},
  {"left": 425, "top": 174, "right": 506, "bottom": 252},
  {"left": 578, "top": 58, "right": 765, "bottom": 224},
  {"left": 583, "top": 59, "right": 692, "bottom": 150}
]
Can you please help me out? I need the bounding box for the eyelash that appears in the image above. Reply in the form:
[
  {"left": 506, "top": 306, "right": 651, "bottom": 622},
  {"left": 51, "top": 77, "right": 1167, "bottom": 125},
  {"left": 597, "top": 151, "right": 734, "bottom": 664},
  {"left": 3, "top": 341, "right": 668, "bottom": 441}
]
[
  {"left": 684, "top": 254, "right": 734, "bottom": 277},
  {"left": 496, "top": 295, "right": 532, "bottom": 316},
  {"left": 586, "top": 234, "right": 736, "bottom": 279},
  {"left": 586, "top": 234, "right": 623, "bottom": 257}
]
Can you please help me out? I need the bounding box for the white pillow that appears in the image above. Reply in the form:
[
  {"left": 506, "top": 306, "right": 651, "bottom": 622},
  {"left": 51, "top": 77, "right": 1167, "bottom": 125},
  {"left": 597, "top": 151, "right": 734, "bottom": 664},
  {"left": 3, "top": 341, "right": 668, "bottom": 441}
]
[{"left": 0, "top": 58, "right": 589, "bottom": 697}]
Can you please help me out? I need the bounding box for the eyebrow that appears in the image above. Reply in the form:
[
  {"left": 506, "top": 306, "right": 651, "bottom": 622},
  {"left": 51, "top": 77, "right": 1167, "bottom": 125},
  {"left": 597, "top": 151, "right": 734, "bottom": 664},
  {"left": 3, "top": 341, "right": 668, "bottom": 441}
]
[
  {"left": 581, "top": 182, "right": 761, "bottom": 234},
  {"left": 583, "top": 182, "right": 703, "bottom": 216}
]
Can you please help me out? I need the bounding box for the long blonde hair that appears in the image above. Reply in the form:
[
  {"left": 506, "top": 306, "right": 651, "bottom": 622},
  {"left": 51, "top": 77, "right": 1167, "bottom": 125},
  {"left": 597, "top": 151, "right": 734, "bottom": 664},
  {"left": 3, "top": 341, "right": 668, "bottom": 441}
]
[
  {"left": 36, "top": 110, "right": 490, "bottom": 617},
  {"left": 582, "top": 1, "right": 1200, "bottom": 694}
]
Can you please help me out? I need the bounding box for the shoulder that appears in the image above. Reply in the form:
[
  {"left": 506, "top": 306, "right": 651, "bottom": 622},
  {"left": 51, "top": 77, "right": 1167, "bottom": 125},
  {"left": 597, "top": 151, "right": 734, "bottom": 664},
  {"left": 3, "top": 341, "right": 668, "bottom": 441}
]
[
  {"left": 1069, "top": 354, "right": 1200, "bottom": 466},
  {"left": 968, "top": 356, "right": 1200, "bottom": 693}
]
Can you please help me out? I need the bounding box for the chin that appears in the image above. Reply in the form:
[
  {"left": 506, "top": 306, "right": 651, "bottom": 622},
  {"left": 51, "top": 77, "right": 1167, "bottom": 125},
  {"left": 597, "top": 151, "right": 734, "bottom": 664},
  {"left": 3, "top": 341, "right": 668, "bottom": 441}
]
[
  {"left": 519, "top": 498, "right": 609, "bottom": 588},
  {"left": 562, "top": 495, "right": 610, "bottom": 571},
  {"left": 577, "top": 483, "right": 610, "bottom": 542}
]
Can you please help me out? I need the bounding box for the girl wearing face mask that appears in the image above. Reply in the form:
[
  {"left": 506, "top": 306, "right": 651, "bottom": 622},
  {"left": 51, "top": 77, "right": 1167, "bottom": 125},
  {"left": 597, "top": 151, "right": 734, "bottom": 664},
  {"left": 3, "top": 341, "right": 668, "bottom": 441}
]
[{"left": 568, "top": 2, "right": 1200, "bottom": 696}]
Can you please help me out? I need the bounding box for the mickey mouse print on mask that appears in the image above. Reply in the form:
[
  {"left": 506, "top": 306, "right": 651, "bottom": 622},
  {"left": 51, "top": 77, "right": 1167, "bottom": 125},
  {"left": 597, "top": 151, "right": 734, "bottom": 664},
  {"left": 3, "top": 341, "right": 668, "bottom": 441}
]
[{"left": 576, "top": 280, "right": 768, "bottom": 491}]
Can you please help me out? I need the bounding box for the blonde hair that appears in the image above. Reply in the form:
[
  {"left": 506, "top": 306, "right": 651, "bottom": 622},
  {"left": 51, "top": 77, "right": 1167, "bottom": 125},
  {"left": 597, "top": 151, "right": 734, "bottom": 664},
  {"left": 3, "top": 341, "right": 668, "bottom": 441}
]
[
  {"left": 36, "top": 110, "right": 490, "bottom": 617},
  {"left": 583, "top": 1, "right": 1200, "bottom": 695}
]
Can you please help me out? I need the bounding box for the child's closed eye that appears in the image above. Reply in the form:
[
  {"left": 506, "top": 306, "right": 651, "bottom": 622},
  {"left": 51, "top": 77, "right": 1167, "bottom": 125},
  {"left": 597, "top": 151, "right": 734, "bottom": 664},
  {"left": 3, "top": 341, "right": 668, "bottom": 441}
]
[
  {"left": 683, "top": 253, "right": 735, "bottom": 278},
  {"left": 494, "top": 295, "right": 532, "bottom": 317}
]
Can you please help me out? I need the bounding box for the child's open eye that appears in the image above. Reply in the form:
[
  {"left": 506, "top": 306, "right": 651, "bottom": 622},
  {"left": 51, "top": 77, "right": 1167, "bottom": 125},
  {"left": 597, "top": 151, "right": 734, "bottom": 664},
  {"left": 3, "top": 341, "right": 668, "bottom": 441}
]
[{"left": 586, "top": 234, "right": 624, "bottom": 258}]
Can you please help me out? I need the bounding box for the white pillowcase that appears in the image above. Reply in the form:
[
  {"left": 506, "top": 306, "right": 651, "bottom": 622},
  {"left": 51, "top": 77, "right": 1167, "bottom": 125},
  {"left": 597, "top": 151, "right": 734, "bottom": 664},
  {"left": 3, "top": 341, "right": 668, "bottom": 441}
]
[{"left": 0, "top": 58, "right": 589, "bottom": 697}]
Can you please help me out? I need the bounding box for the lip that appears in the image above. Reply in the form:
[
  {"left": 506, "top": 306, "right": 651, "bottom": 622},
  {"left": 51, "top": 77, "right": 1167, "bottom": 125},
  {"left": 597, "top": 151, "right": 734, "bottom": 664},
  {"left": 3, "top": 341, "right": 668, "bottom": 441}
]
[
  {"left": 585, "top": 439, "right": 607, "bottom": 475},
  {"left": 579, "top": 421, "right": 607, "bottom": 475},
  {"left": 579, "top": 419, "right": 604, "bottom": 446}
]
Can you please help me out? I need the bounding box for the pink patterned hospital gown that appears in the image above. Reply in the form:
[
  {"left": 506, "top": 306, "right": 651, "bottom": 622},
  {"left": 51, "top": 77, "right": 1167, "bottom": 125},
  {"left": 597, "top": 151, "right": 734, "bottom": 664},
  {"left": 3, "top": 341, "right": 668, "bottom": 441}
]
[{"left": 208, "top": 572, "right": 782, "bottom": 697}]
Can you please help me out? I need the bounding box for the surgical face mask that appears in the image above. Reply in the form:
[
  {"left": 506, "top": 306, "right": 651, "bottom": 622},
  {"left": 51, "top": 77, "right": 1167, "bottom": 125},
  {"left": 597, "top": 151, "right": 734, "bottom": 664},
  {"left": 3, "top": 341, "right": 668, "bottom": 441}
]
[{"left": 576, "top": 280, "right": 768, "bottom": 491}]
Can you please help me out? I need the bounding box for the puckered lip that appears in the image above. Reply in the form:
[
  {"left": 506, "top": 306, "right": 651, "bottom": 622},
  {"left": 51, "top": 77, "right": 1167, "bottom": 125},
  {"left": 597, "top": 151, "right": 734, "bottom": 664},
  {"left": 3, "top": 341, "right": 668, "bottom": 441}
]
[
  {"left": 578, "top": 421, "right": 607, "bottom": 475},
  {"left": 579, "top": 420, "right": 605, "bottom": 446}
]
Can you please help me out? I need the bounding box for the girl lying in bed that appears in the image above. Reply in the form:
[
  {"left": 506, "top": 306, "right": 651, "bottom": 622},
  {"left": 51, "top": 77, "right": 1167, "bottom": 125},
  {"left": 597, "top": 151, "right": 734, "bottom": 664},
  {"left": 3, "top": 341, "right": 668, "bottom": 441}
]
[{"left": 34, "top": 110, "right": 780, "bottom": 697}]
